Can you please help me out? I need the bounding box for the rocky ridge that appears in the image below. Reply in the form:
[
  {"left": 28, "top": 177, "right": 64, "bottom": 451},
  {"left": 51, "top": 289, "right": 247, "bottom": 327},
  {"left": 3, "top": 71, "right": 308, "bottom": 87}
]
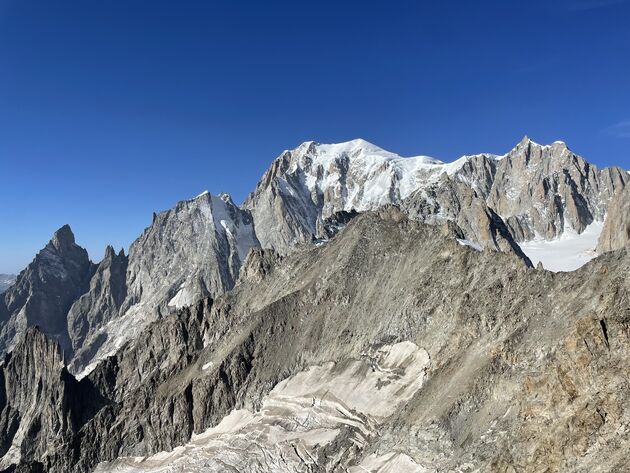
[
  {"left": 1, "top": 137, "right": 627, "bottom": 381},
  {"left": 70, "top": 192, "right": 259, "bottom": 375},
  {"left": 1, "top": 209, "right": 630, "bottom": 472},
  {"left": 244, "top": 137, "right": 627, "bottom": 254},
  {"left": 0, "top": 225, "right": 94, "bottom": 355},
  {"left": 597, "top": 185, "right": 630, "bottom": 253}
]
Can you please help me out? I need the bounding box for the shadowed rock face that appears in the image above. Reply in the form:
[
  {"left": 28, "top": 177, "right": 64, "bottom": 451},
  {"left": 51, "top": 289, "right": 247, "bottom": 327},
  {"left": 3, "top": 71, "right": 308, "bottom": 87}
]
[
  {"left": 0, "top": 226, "right": 93, "bottom": 355},
  {"left": 486, "top": 138, "right": 627, "bottom": 241},
  {"left": 0, "top": 327, "right": 105, "bottom": 472},
  {"left": 3, "top": 210, "right": 630, "bottom": 472},
  {"left": 597, "top": 186, "right": 630, "bottom": 253},
  {"left": 66, "top": 246, "right": 128, "bottom": 371}
]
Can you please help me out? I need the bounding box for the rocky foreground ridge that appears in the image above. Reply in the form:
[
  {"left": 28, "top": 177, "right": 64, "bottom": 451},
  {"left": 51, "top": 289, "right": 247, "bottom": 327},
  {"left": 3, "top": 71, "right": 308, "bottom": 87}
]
[
  {"left": 0, "top": 137, "right": 629, "bottom": 472},
  {"left": 0, "top": 209, "right": 629, "bottom": 472}
]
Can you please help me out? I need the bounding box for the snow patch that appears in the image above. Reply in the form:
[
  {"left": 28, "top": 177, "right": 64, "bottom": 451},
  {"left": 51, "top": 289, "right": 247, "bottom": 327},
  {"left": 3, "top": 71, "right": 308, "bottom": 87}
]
[
  {"left": 94, "top": 341, "right": 430, "bottom": 473},
  {"left": 167, "top": 286, "right": 194, "bottom": 309},
  {"left": 348, "top": 452, "right": 428, "bottom": 473},
  {"left": 520, "top": 221, "right": 604, "bottom": 272},
  {"left": 456, "top": 239, "right": 483, "bottom": 252}
]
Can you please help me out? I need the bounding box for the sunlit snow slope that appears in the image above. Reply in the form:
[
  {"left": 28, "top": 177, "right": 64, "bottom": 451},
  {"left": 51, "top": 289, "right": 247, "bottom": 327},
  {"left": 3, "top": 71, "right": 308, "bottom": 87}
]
[{"left": 519, "top": 221, "right": 603, "bottom": 272}]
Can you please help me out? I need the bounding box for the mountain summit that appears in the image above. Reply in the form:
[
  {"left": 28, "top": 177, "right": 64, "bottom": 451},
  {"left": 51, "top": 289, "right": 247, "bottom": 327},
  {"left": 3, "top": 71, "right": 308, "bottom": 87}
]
[
  {"left": 2, "top": 138, "right": 628, "bottom": 378},
  {"left": 1, "top": 138, "right": 630, "bottom": 472},
  {"left": 0, "top": 225, "right": 93, "bottom": 355}
]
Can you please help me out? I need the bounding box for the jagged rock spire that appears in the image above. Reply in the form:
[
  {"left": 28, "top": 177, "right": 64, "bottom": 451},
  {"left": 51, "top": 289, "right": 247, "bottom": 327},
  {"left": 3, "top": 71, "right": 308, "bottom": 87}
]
[{"left": 50, "top": 224, "right": 76, "bottom": 251}]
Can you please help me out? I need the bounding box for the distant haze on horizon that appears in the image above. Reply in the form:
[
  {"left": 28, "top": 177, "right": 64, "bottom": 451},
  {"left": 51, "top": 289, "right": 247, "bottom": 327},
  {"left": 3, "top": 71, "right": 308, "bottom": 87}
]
[{"left": 1, "top": 0, "right": 629, "bottom": 274}]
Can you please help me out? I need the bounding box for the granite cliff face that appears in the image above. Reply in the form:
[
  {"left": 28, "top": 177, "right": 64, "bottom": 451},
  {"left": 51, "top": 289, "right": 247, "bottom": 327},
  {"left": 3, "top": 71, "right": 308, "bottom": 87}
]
[
  {"left": 243, "top": 139, "right": 477, "bottom": 253},
  {"left": 485, "top": 137, "right": 627, "bottom": 241},
  {"left": 597, "top": 185, "right": 630, "bottom": 253},
  {"left": 244, "top": 137, "right": 626, "bottom": 259},
  {"left": 3, "top": 138, "right": 629, "bottom": 376},
  {"left": 402, "top": 173, "right": 529, "bottom": 259},
  {"left": 2, "top": 210, "right": 630, "bottom": 472},
  {"left": 0, "top": 225, "right": 93, "bottom": 355},
  {"left": 66, "top": 246, "right": 128, "bottom": 371},
  {"left": 67, "top": 191, "right": 260, "bottom": 375}
]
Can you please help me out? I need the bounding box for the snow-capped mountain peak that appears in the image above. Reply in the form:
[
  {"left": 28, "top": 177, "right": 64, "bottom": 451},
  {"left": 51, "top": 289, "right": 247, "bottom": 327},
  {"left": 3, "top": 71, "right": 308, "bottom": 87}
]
[{"left": 245, "top": 138, "right": 501, "bottom": 253}]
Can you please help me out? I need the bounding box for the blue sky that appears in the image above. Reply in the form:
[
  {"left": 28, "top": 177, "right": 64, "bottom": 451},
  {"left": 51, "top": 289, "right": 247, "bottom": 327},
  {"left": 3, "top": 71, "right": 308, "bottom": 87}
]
[{"left": 1, "top": 0, "right": 629, "bottom": 273}]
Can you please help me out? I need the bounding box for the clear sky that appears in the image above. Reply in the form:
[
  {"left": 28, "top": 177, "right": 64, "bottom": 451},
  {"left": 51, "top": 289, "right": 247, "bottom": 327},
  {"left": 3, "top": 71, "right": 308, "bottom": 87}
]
[{"left": 1, "top": 0, "right": 629, "bottom": 273}]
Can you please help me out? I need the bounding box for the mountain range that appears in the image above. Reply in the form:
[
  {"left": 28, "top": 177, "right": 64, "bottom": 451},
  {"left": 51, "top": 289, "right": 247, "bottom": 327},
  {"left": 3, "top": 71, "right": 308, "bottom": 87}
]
[
  {"left": 0, "top": 275, "right": 16, "bottom": 294},
  {"left": 1, "top": 137, "right": 629, "bottom": 472}
]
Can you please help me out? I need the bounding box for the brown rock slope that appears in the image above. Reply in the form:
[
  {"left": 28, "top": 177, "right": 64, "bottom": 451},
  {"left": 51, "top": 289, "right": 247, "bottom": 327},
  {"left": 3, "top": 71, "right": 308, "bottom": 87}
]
[{"left": 2, "top": 208, "right": 629, "bottom": 472}]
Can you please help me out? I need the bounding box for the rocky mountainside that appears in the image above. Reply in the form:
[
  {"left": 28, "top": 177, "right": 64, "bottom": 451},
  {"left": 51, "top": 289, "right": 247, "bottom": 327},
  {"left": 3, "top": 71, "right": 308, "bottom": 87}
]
[
  {"left": 243, "top": 139, "right": 484, "bottom": 253},
  {"left": 66, "top": 246, "right": 128, "bottom": 371},
  {"left": 0, "top": 225, "right": 94, "bottom": 355},
  {"left": 1, "top": 137, "right": 630, "bottom": 472},
  {"left": 2, "top": 209, "right": 630, "bottom": 472},
  {"left": 0, "top": 275, "right": 15, "bottom": 294},
  {"left": 597, "top": 185, "right": 630, "bottom": 254},
  {"left": 68, "top": 191, "right": 259, "bottom": 375},
  {"left": 485, "top": 138, "right": 626, "bottom": 241},
  {"left": 1, "top": 138, "right": 628, "bottom": 379},
  {"left": 244, "top": 137, "right": 627, "bottom": 256},
  {"left": 0, "top": 327, "right": 104, "bottom": 472}
]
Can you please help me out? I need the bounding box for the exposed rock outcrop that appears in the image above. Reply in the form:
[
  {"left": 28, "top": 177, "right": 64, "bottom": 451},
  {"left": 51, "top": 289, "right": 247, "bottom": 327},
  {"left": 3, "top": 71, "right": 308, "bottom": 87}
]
[
  {"left": 243, "top": 139, "right": 475, "bottom": 253},
  {"left": 0, "top": 327, "right": 104, "bottom": 471},
  {"left": 69, "top": 192, "right": 260, "bottom": 375},
  {"left": 244, "top": 137, "right": 627, "bottom": 258},
  {"left": 487, "top": 137, "right": 627, "bottom": 241},
  {"left": 403, "top": 174, "right": 531, "bottom": 263},
  {"left": 3, "top": 210, "right": 630, "bottom": 472},
  {"left": 66, "top": 246, "right": 128, "bottom": 371},
  {"left": 0, "top": 226, "right": 93, "bottom": 355},
  {"left": 237, "top": 248, "right": 282, "bottom": 284},
  {"left": 597, "top": 185, "right": 630, "bottom": 253}
]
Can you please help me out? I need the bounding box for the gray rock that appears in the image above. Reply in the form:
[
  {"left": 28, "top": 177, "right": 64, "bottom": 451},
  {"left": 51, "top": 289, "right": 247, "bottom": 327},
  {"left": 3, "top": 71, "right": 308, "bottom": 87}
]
[
  {"left": 4, "top": 138, "right": 630, "bottom": 383},
  {"left": 597, "top": 185, "right": 630, "bottom": 253},
  {"left": 245, "top": 137, "right": 628, "bottom": 257},
  {"left": 4, "top": 210, "right": 630, "bottom": 472},
  {"left": 0, "top": 327, "right": 105, "bottom": 472},
  {"left": 68, "top": 191, "right": 260, "bottom": 375},
  {"left": 0, "top": 225, "right": 93, "bottom": 355},
  {"left": 3, "top": 138, "right": 630, "bottom": 473},
  {"left": 66, "top": 246, "right": 128, "bottom": 371},
  {"left": 486, "top": 137, "right": 627, "bottom": 241},
  {"left": 403, "top": 174, "right": 531, "bottom": 263},
  {"left": 243, "top": 139, "right": 471, "bottom": 253}
]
